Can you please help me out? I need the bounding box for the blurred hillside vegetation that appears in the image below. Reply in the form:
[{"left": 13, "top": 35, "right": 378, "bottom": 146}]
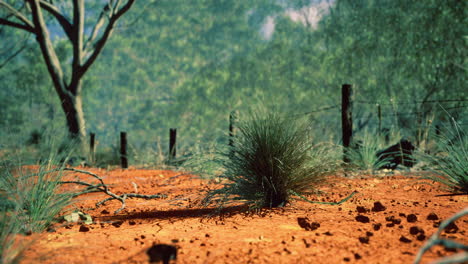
[{"left": 0, "top": 0, "right": 466, "bottom": 160}]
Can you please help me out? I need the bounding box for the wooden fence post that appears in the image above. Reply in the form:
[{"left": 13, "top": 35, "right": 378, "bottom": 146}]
[
  {"left": 229, "top": 111, "right": 238, "bottom": 147},
  {"left": 120, "top": 132, "right": 128, "bottom": 169},
  {"left": 89, "top": 132, "right": 96, "bottom": 164},
  {"left": 169, "top": 128, "right": 177, "bottom": 160},
  {"left": 341, "top": 84, "right": 353, "bottom": 164}
]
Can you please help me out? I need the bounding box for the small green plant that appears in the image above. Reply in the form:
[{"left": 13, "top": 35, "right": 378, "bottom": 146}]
[
  {"left": 0, "top": 158, "right": 73, "bottom": 234},
  {"left": 347, "top": 129, "right": 392, "bottom": 173},
  {"left": 0, "top": 151, "right": 73, "bottom": 263},
  {"left": 0, "top": 202, "right": 24, "bottom": 264},
  {"left": 204, "top": 111, "right": 339, "bottom": 209},
  {"left": 421, "top": 120, "right": 468, "bottom": 194}
]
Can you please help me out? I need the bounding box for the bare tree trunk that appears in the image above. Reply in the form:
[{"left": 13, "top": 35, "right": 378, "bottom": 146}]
[
  {"left": 0, "top": 0, "right": 136, "bottom": 148},
  {"left": 59, "top": 88, "right": 86, "bottom": 141}
]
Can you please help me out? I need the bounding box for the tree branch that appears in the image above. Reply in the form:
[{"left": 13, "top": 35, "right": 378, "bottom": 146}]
[
  {"left": 83, "top": 6, "right": 108, "bottom": 52},
  {"left": 39, "top": 0, "right": 73, "bottom": 41},
  {"left": 0, "top": 1, "right": 35, "bottom": 30},
  {"left": 0, "top": 17, "right": 34, "bottom": 33},
  {"left": 28, "top": 0, "right": 69, "bottom": 97},
  {"left": 80, "top": 0, "right": 135, "bottom": 77},
  {"left": 69, "top": 0, "right": 84, "bottom": 93}
]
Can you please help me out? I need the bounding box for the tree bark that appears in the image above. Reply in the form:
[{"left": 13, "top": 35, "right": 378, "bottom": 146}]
[{"left": 59, "top": 84, "right": 86, "bottom": 141}]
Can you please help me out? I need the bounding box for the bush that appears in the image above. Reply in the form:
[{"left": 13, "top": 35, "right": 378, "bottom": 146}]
[{"left": 204, "top": 111, "right": 339, "bottom": 209}]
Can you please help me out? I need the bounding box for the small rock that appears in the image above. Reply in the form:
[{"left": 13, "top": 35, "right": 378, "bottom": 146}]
[
  {"left": 297, "top": 217, "right": 320, "bottom": 231},
  {"left": 112, "top": 221, "right": 124, "bottom": 228},
  {"left": 356, "top": 206, "right": 368, "bottom": 213},
  {"left": 371, "top": 202, "right": 386, "bottom": 212},
  {"left": 444, "top": 222, "right": 459, "bottom": 234},
  {"left": 416, "top": 234, "right": 426, "bottom": 241},
  {"left": 79, "top": 225, "right": 90, "bottom": 232},
  {"left": 354, "top": 253, "right": 362, "bottom": 260},
  {"left": 355, "top": 215, "right": 370, "bottom": 223},
  {"left": 366, "top": 231, "right": 373, "bottom": 237},
  {"left": 409, "top": 226, "right": 424, "bottom": 235},
  {"left": 373, "top": 223, "right": 382, "bottom": 231},
  {"left": 358, "top": 237, "right": 369, "bottom": 244},
  {"left": 427, "top": 213, "right": 439, "bottom": 220},
  {"left": 399, "top": 236, "right": 412, "bottom": 243},
  {"left": 146, "top": 244, "right": 177, "bottom": 264},
  {"left": 407, "top": 214, "right": 418, "bottom": 223}
]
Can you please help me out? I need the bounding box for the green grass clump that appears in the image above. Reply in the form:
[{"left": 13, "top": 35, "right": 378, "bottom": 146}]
[
  {"left": 0, "top": 151, "right": 74, "bottom": 263},
  {"left": 422, "top": 122, "right": 468, "bottom": 194},
  {"left": 347, "top": 129, "right": 392, "bottom": 173},
  {"left": 204, "top": 111, "right": 338, "bottom": 209}
]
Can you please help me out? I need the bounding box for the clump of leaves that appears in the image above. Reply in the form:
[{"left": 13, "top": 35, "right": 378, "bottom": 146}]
[
  {"left": 421, "top": 121, "right": 468, "bottom": 194},
  {"left": 204, "top": 111, "right": 338, "bottom": 209}
]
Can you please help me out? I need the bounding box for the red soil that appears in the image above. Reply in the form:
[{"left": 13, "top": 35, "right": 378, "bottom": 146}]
[{"left": 19, "top": 168, "right": 467, "bottom": 264}]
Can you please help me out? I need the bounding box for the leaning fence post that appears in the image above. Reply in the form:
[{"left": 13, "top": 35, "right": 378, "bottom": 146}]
[
  {"left": 89, "top": 132, "right": 96, "bottom": 164},
  {"left": 120, "top": 132, "right": 128, "bottom": 169},
  {"left": 341, "top": 84, "right": 353, "bottom": 164},
  {"left": 169, "top": 128, "right": 177, "bottom": 160},
  {"left": 229, "top": 111, "right": 238, "bottom": 147}
]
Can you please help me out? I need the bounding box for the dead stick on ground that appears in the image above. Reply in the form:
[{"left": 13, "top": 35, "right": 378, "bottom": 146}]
[
  {"left": 289, "top": 190, "right": 358, "bottom": 205},
  {"left": 58, "top": 168, "right": 167, "bottom": 214},
  {"left": 413, "top": 207, "right": 468, "bottom": 264}
]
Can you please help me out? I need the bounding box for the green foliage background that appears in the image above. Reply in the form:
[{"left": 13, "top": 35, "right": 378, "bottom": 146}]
[{"left": 0, "top": 0, "right": 466, "bottom": 153}]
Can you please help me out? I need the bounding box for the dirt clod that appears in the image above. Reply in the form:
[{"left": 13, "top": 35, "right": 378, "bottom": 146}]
[
  {"left": 371, "top": 202, "right": 386, "bottom": 212},
  {"left": 354, "top": 253, "right": 362, "bottom": 260},
  {"left": 409, "top": 226, "right": 424, "bottom": 235},
  {"left": 407, "top": 214, "right": 417, "bottom": 223},
  {"left": 444, "top": 222, "right": 459, "bottom": 234},
  {"left": 356, "top": 206, "right": 368, "bottom": 213},
  {"left": 358, "top": 236, "right": 369, "bottom": 244},
  {"left": 79, "top": 225, "right": 90, "bottom": 232},
  {"left": 373, "top": 223, "right": 382, "bottom": 231},
  {"left": 427, "top": 213, "right": 439, "bottom": 220},
  {"left": 355, "top": 215, "right": 370, "bottom": 223},
  {"left": 399, "top": 236, "right": 412, "bottom": 243},
  {"left": 112, "top": 221, "right": 124, "bottom": 228},
  {"left": 146, "top": 244, "right": 177, "bottom": 264},
  {"left": 297, "top": 217, "right": 320, "bottom": 231}
]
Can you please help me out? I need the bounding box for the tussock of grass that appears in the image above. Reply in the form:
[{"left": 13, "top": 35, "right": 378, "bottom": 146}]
[
  {"left": 421, "top": 121, "right": 468, "bottom": 194},
  {"left": 0, "top": 151, "right": 74, "bottom": 263},
  {"left": 347, "top": 130, "right": 392, "bottom": 173},
  {"left": 204, "top": 111, "right": 339, "bottom": 209}
]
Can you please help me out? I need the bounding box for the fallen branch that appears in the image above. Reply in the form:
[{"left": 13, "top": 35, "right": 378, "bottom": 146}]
[
  {"left": 414, "top": 207, "right": 468, "bottom": 264},
  {"left": 289, "top": 190, "right": 358, "bottom": 205},
  {"left": 60, "top": 168, "right": 167, "bottom": 214}
]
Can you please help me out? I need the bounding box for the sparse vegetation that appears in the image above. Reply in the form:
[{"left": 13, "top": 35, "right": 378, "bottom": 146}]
[
  {"left": 204, "top": 111, "right": 339, "bottom": 209},
  {"left": 420, "top": 121, "right": 468, "bottom": 194},
  {"left": 347, "top": 130, "right": 391, "bottom": 173}
]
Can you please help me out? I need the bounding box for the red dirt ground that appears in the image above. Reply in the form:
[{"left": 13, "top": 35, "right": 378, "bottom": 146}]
[{"left": 19, "top": 168, "right": 467, "bottom": 264}]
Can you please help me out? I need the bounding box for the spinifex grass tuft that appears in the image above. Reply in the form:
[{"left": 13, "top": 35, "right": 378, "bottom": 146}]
[
  {"left": 0, "top": 154, "right": 73, "bottom": 234},
  {"left": 204, "top": 111, "right": 338, "bottom": 209},
  {"left": 347, "top": 129, "right": 392, "bottom": 173},
  {"left": 421, "top": 121, "right": 468, "bottom": 194}
]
